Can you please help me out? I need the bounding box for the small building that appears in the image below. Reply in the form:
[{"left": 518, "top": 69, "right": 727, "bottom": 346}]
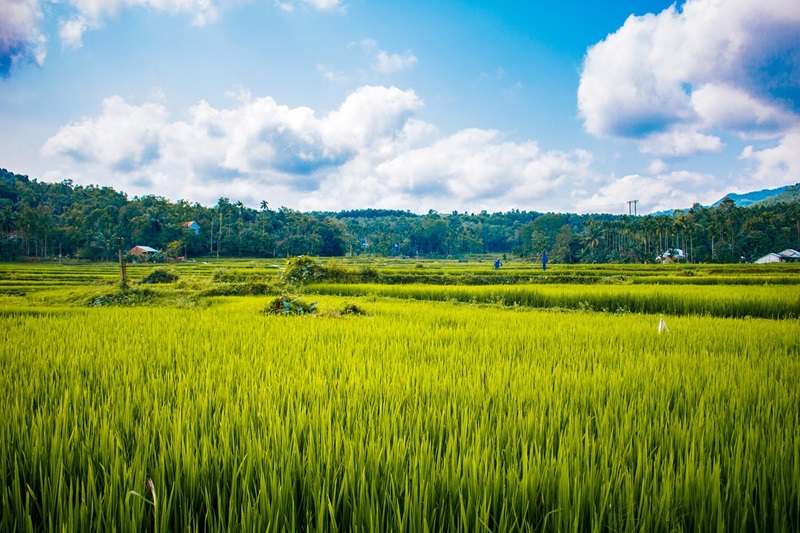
[
  {"left": 657, "top": 248, "right": 685, "bottom": 263},
  {"left": 127, "top": 245, "right": 158, "bottom": 257},
  {"left": 755, "top": 249, "right": 800, "bottom": 263},
  {"left": 755, "top": 253, "right": 783, "bottom": 264},
  {"left": 182, "top": 221, "right": 201, "bottom": 235}
]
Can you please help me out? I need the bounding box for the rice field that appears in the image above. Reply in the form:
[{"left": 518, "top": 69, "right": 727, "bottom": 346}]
[
  {"left": 1, "top": 261, "right": 799, "bottom": 531},
  {"left": 310, "top": 283, "right": 800, "bottom": 319}
]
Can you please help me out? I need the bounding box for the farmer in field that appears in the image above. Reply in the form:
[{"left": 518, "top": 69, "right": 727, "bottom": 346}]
[
  {"left": 542, "top": 249, "right": 548, "bottom": 271},
  {"left": 494, "top": 259, "right": 502, "bottom": 269}
]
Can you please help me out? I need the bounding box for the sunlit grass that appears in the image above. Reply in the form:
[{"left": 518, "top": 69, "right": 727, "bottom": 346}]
[
  {"left": 310, "top": 282, "right": 800, "bottom": 319},
  {"left": 2, "top": 293, "right": 799, "bottom": 531}
]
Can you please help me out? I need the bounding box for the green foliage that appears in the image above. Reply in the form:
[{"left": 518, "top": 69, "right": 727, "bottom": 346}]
[
  {"left": 340, "top": 302, "right": 366, "bottom": 315},
  {"left": 2, "top": 165, "right": 800, "bottom": 262},
  {"left": 85, "top": 287, "right": 155, "bottom": 307},
  {"left": 262, "top": 294, "right": 318, "bottom": 315},
  {"left": 754, "top": 183, "right": 800, "bottom": 206},
  {"left": 199, "top": 282, "right": 273, "bottom": 296},
  {"left": 140, "top": 266, "right": 180, "bottom": 284},
  {"left": 283, "top": 255, "right": 326, "bottom": 284}
]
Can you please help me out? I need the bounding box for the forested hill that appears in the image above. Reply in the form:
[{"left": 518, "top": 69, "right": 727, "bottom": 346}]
[
  {"left": 712, "top": 185, "right": 789, "bottom": 207},
  {"left": 1, "top": 167, "right": 799, "bottom": 263},
  {"left": 753, "top": 183, "right": 800, "bottom": 207}
]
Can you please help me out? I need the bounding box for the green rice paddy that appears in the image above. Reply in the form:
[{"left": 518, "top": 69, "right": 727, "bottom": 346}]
[{"left": 0, "top": 259, "right": 798, "bottom": 531}]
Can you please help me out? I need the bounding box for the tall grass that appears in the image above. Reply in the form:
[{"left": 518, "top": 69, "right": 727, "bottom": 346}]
[{"left": 2, "top": 298, "right": 799, "bottom": 531}]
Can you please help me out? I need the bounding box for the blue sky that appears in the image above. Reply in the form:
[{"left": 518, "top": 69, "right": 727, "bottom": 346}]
[{"left": 1, "top": 0, "right": 798, "bottom": 214}]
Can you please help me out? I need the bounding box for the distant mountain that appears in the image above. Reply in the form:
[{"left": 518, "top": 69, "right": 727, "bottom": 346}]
[
  {"left": 712, "top": 185, "right": 790, "bottom": 207},
  {"left": 751, "top": 183, "right": 800, "bottom": 206}
]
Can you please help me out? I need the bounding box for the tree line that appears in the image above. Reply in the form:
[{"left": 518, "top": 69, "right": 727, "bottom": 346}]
[{"left": 1, "top": 168, "right": 798, "bottom": 263}]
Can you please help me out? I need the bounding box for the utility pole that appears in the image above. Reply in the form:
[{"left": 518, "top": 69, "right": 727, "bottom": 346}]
[
  {"left": 217, "top": 207, "right": 222, "bottom": 259},
  {"left": 627, "top": 200, "right": 638, "bottom": 216},
  {"left": 117, "top": 238, "right": 127, "bottom": 288}
]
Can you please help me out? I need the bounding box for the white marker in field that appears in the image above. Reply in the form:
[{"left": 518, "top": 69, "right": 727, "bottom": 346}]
[{"left": 658, "top": 318, "right": 669, "bottom": 334}]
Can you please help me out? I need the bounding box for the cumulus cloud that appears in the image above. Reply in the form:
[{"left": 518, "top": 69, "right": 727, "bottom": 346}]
[
  {"left": 42, "top": 86, "right": 598, "bottom": 212},
  {"left": 0, "top": 0, "right": 46, "bottom": 75},
  {"left": 577, "top": 171, "right": 723, "bottom": 214},
  {"left": 638, "top": 129, "right": 723, "bottom": 157},
  {"left": 578, "top": 0, "right": 800, "bottom": 156},
  {"left": 739, "top": 130, "right": 800, "bottom": 187},
  {"left": 42, "top": 96, "right": 168, "bottom": 171}
]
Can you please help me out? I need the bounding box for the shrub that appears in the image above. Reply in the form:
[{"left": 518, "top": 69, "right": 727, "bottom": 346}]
[
  {"left": 85, "top": 287, "right": 155, "bottom": 307},
  {"left": 358, "top": 265, "right": 380, "bottom": 283},
  {"left": 212, "top": 267, "right": 234, "bottom": 282},
  {"left": 262, "top": 294, "right": 318, "bottom": 316},
  {"left": 283, "top": 256, "right": 326, "bottom": 285},
  {"left": 199, "top": 282, "right": 273, "bottom": 296},
  {"left": 141, "top": 267, "right": 180, "bottom": 284},
  {"left": 341, "top": 302, "right": 367, "bottom": 316}
]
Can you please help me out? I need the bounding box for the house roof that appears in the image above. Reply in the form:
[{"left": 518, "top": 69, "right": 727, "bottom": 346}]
[
  {"left": 128, "top": 245, "right": 158, "bottom": 253},
  {"left": 755, "top": 253, "right": 784, "bottom": 264},
  {"left": 778, "top": 249, "right": 800, "bottom": 258}
]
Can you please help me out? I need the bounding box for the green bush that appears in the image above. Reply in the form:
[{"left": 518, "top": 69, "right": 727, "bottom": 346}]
[
  {"left": 262, "top": 294, "right": 318, "bottom": 316},
  {"left": 341, "top": 302, "right": 367, "bottom": 316},
  {"left": 85, "top": 288, "right": 155, "bottom": 307},
  {"left": 283, "top": 256, "right": 327, "bottom": 285},
  {"left": 199, "top": 282, "right": 273, "bottom": 296},
  {"left": 141, "top": 267, "right": 180, "bottom": 284}
]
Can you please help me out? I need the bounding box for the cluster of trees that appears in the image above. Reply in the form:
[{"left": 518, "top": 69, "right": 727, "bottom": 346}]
[{"left": 2, "top": 168, "right": 799, "bottom": 263}]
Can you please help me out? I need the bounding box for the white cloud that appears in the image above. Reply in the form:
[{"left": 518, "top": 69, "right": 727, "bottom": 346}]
[
  {"left": 578, "top": 0, "right": 800, "bottom": 156},
  {"left": 301, "top": 0, "right": 341, "bottom": 11},
  {"left": 58, "top": 16, "right": 89, "bottom": 49},
  {"left": 274, "top": 0, "right": 341, "bottom": 12},
  {"left": 577, "top": 171, "right": 723, "bottom": 214},
  {"left": 361, "top": 38, "right": 417, "bottom": 74},
  {"left": 739, "top": 130, "right": 800, "bottom": 187},
  {"left": 374, "top": 49, "right": 417, "bottom": 74},
  {"left": 691, "top": 83, "right": 795, "bottom": 134},
  {"left": 646, "top": 159, "right": 668, "bottom": 175},
  {"left": 638, "top": 129, "right": 723, "bottom": 157},
  {"left": 0, "top": 0, "right": 46, "bottom": 74},
  {"left": 316, "top": 63, "right": 348, "bottom": 83},
  {"left": 56, "top": 0, "right": 220, "bottom": 49},
  {"left": 41, "top": 86, "right": 599, "bottom": 212},
  {"left": 64, "top": 0, "right": 219, "bottom": 25},
  {"left": 42, "top": 96, "right": 168, "bottom": 171},
  {"left": 3, "top": 0, "right": 341, "bottom": 68}
]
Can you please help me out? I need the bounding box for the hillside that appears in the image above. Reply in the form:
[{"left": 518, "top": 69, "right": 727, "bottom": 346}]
[
  {"left": 752, "top": 183, "right": 800, "bottom": 206},
  {"left": 712, "top": 185, "right": 790, "bottom": 207}
]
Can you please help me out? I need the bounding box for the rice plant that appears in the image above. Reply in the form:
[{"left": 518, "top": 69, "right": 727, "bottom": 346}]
[{"left": 1, "top": 294, "right": 798, "bottom": 531}]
